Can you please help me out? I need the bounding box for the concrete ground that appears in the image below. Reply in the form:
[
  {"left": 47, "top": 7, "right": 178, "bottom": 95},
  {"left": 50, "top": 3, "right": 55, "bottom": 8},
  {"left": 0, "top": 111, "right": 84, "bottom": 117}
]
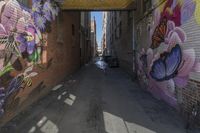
[{"left": 0, "top": 62, "right": 199, "bottom": 133}]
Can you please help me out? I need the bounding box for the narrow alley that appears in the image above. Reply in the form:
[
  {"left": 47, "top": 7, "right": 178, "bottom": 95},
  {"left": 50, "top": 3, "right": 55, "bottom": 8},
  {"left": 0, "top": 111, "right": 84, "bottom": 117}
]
[
  {"left": 0, "top": 62, "right": 199, "bottom": 133},
  {"left": 0, "top": 0, "right": 200, "bottom": 132}
]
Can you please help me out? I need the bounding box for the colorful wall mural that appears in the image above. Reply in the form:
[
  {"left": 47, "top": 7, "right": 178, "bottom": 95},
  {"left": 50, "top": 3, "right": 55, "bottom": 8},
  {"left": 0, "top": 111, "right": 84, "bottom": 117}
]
[
  {"left": 0, "top": 0, "right": 64, "bottom": 117},
  {"left": 136, "top": 0, "right": 200, "bottom": 108}
]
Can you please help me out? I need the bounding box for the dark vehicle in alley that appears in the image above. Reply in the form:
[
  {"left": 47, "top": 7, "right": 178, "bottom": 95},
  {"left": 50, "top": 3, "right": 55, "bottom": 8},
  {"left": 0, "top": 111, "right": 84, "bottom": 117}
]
[{"left": 103, "top": 55, "right": 119, "bottom": 68}]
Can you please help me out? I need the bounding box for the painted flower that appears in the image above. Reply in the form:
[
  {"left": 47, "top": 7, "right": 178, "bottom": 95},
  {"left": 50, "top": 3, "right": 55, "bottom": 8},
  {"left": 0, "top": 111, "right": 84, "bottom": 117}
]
[
  {"left": 181, "top": 0, "right": 196, "bottom": 24},
  {"left": 44, "top": 0, "right": 53, "bottom": 12},
  {"left": 17, "top": 5, "right": 33, "bottom": 27},
  {"left": 43, "top": 9, "right": 52, "bottom": 21},
  {"left": 148, "top": 76, "right": 178, "bottom": 108},
  {"left": 31, "top": 0, "right": 62, "bottom": 32},
  {"left": 161, "top": 0, "right": 181, "bottom": 26},
  {"left": 165, "top": 20, "right": 187, "bottom": 45},
  {"left": 173, "top": 47, "right": 196, "bottom": 87},
  {"left": 32, "top": 0, "right": 42, "bottom": 3},
  {"left": 43, "top": 0, "right": 53, "bottom": 21},
  {"left": 0, "top": 24, "right": 9, "bottom": 37},
  {"left": 33, "top": 13, "right": 46, "bottom": 31},
  {"left": 17, "top": 25, "right": 41, "bottom": 55},
  {"left": 32, "top": 1, "right": 42, "bottom": 14},
  {"left": 159, "top": 0, "right": 196, "bottom": 26},
  {"left": 16, "top": 17, "right": 27, "bottom": 33},
  {"left": 51, "top": 5, "right": 59, "bottom": 20}
]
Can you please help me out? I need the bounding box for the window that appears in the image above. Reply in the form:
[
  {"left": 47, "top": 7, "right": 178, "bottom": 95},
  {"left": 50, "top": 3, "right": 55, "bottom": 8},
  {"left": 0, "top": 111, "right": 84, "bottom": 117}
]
[{"left": 72, "top": 24, "right": 75, "bottom": 36}]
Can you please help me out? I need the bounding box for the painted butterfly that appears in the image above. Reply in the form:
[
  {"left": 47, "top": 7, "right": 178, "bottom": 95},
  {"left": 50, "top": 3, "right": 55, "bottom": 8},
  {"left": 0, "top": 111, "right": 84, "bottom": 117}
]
[
  {"left": 151, "top": 18, "right": 168, "bottom": 49},
  {"left": 150, "top": 44, "right": 182, "bottom": 81}
]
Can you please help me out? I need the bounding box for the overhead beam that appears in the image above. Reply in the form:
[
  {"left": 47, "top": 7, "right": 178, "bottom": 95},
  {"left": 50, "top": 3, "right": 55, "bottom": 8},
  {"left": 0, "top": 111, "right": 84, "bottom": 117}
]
[{"left": 62, "top": 0, "right": 135, "bottom": 10}]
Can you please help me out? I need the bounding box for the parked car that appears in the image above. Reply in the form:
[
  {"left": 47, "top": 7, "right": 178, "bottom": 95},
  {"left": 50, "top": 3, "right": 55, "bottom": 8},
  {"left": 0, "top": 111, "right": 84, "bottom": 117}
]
[
  {"left": 108, "top": 57, "right": 119, "bottom": 68},
  {"left": 103, "top": 55, "right": 111, "bottom": 63}
]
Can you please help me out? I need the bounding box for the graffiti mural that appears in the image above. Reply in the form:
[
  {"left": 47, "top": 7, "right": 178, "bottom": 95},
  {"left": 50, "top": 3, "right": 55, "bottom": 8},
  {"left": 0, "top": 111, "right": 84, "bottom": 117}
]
[
  {"left": 137, "top": 0, "right": 200, "bottom": 108},
  {"left": 0, "top": 0, "right": 64, "bottom": 116}
]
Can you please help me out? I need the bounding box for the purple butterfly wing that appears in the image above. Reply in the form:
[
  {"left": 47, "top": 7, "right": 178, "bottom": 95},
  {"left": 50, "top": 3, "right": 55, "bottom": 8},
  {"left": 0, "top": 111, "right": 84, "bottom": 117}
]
[
  {"left": 150, "top": 59, "right": 166, "bottom": 81},
  {"left": 165, "top": 44, "right": 182, "bottom": 79}
]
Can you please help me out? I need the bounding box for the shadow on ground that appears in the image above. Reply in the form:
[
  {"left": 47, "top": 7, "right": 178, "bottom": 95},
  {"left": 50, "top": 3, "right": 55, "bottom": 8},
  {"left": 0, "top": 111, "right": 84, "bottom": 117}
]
[{"left": 0, "top": 63, "right": 200, "bottom": 133}]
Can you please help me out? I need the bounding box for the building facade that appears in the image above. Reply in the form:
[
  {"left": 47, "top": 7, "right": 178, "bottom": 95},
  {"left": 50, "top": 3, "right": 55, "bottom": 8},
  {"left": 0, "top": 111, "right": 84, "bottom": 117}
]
[
  {"left": 102, "top": 12, "right": 107, "bottom": 56},
  {"left": 104, "top": 11, "right": 135, "bottom": 76},
  {"left": 91, "top": 17, "right": 97, "bottom": 57},
  {"left": 80, "top": 12, "right": 91, "bottom": 65}
]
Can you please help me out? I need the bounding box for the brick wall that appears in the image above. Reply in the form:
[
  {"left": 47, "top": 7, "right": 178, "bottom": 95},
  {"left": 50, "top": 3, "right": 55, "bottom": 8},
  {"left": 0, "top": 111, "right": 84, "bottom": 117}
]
[
  {"left": 177, "top": 79, "right": 200, "bottom": 123},
  {"left": 0, "top": 11, "right": 81, "bottom": 126}
]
